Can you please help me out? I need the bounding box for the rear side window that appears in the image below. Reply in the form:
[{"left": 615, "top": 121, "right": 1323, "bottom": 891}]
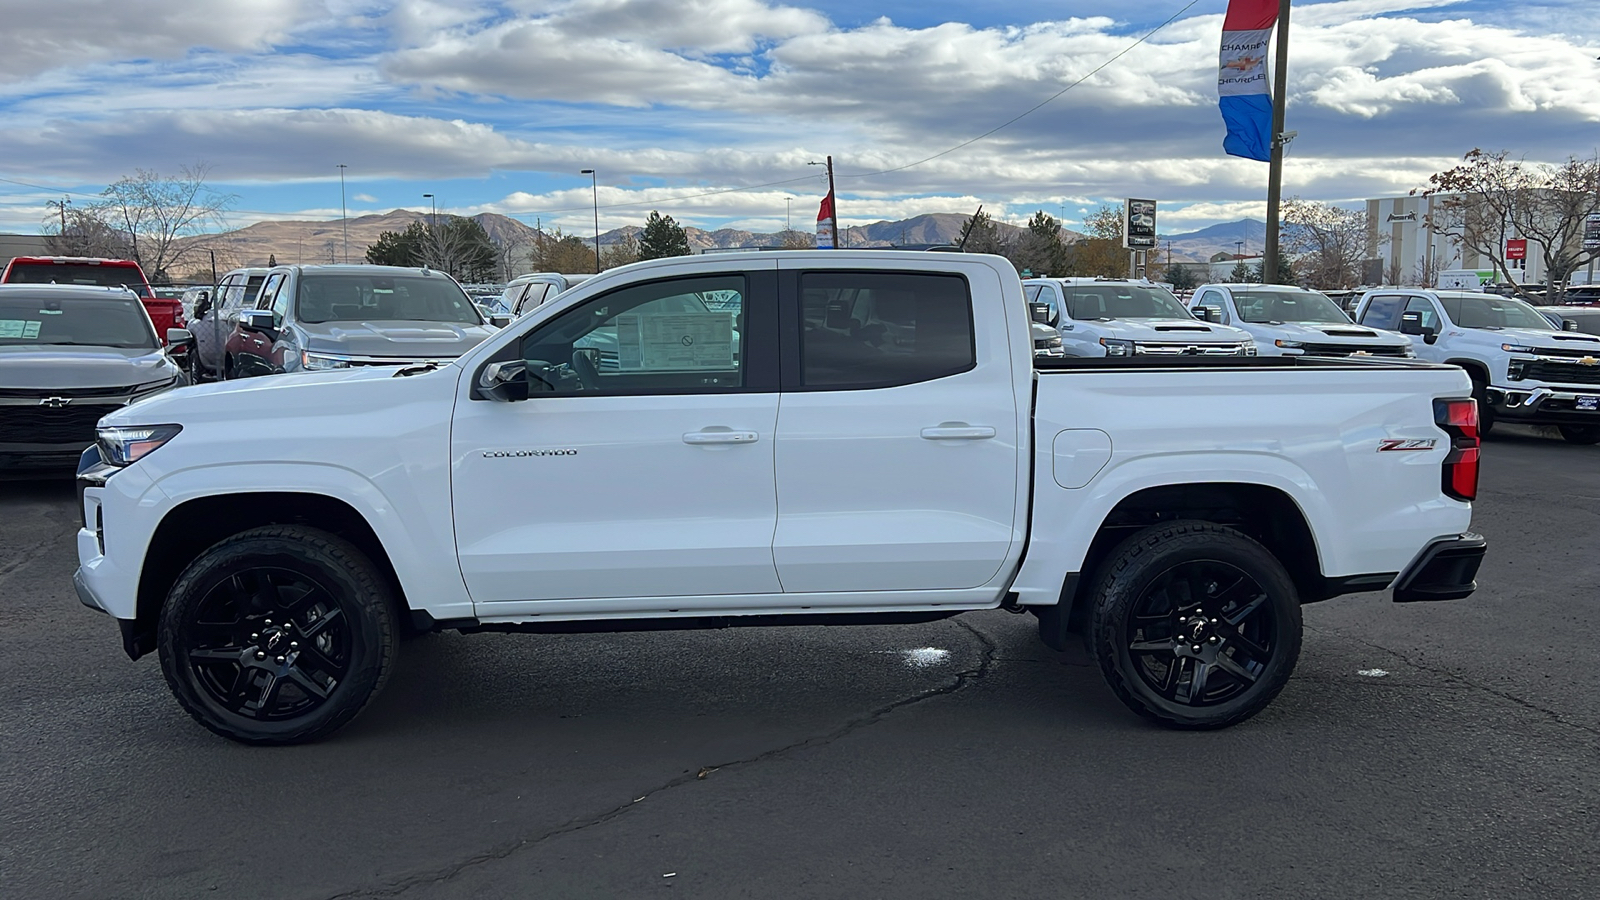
[
  {"left": 1359, "top": 294, "right": 1405, "bottom": 329},
  {"left": 798, "top": 271, "right": 974, "bottom": 389}
]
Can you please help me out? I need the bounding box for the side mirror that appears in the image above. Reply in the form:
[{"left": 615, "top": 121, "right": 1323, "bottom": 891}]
[
  {"left": 239, "top": 309, "right": 275, "bottom": 334},
  {"left": 490, "top": 314, "right": 512, "bottom": 328},
  {"left": 1029, "top": 303, "right": 1054, "bottom": 325},
  {"left": 477, "top": 360, "right": 530, "bottom": 402},
  {"left": 1564, "top": 319, "right": 1579, "bottom": 332},
  {"left": 1193, "top": 306, "right": 1216, "bottom": 323},
  {"left": 166, "top": 327, "right": 195, "bottom": 348},
  {"left": 1399, "top": 311, "right": 1428, "bottom": 335}
]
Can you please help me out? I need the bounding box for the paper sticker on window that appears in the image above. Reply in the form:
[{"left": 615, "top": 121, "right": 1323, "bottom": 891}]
[
  {"left": 0, "top": 320, "right": 41, "bottom": 338},
  {"left": 615, "top": 313, "right": 735, "bottom": 371}
]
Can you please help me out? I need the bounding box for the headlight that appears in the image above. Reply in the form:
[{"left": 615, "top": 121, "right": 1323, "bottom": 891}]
[
  {"left": 1035, "top": 335, "right": 1063, "bottom": 349},
  {"left": 1273, "top": 340, "right": 1303, "bottom": 349},
  {"left": 302, "top": 351, "right": 353, "bottom": 370},
  {"left": 1501, "top": 343, "right": 1537, "bottom": 354},
  {"left": 1243, "top": 342, "right": 1258, "bottom": 356},
  {"left": 96, "top": 424, "right": 182, "bottom": 467},
  {"left": 1100, "top": 338, "right": 1133, "bottom": 357}
]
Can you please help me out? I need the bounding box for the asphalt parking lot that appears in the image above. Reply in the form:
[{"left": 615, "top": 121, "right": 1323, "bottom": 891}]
[{"left": 2, "top": 428, "right": 1598, "bottom": 900}]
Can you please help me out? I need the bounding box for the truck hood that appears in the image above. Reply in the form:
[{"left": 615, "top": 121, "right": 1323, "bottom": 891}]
[
  {"left": 0, "top": 345, "right": 179, "bottom": 390},
  {"left": 1259, "top": 322, "right": 1412, "bottom": 346},
  {"left": 1473, "top": 327, "right": 1600, "bottom": 351},
  {"left": 300, "top": 320, "right": 495, "bottom": 359},
  {"left": 99, "top": 361, "right": 461, "bottom": 427},
  {"left": 1083, "top": 319, "right": 1253, "bottom": 343}
]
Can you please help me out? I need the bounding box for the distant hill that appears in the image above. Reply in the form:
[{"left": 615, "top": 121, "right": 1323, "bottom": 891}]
[{"left": 168, "top": 209, "right": 1251, "bottom": 277}]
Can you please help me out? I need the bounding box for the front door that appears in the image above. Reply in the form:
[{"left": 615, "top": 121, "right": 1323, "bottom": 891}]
[
  {"left": 452, "top": 268, "right": 783, "bottom": 605},
  {"left": 771, "top": 264, "right": 1022, "bottom": 594}
]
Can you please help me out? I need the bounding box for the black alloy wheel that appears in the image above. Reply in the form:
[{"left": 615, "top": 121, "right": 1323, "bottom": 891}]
[
  {"left": 159, "top": 526, "right": 396, "bottom": 745},
  {"left": 1091, "top": 521, "right": 1302, "bottom": 729},
  {"left": 1558, "top": 424, "right": 1600, "bottom": 445}
]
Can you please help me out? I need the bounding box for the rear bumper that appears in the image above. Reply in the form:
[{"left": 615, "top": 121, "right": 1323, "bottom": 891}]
[{"left": 1393, "top": 532, "right": 1487, "bottom": 603}]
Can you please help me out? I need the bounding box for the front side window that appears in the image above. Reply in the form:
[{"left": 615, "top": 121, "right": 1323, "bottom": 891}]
[
  {"left": 270, "top": 279, "right": 293, "bottom": 329},
  {"left": 1233, "top": 289, "right": 1350, "bottom": 324},
  {"left": 798, "top": 271, "right": 974, "bottom": 389},
  {"left": 0, "top": 294, "right": 157, "bottom": 349},
  {"left": 519, "top": 275, "right": 747, "bottom": 396},
  {"left": 296, "top": 273, "right": 482, "bottom": 325},
  {"left": 1403, "top": 297, "right": 1441, "bottom": 332},
  {"left": 1063, "top": 283, "right": 1191, "bottom": 321}
]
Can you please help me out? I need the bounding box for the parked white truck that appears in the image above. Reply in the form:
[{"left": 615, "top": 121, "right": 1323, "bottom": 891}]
[
  {"left": 1023, "top": 277, "right": 1257, "bottom": 357},
  {"left": 74, "top": 251, "right": 1486, "bottom": 744},
  {"left": 1353, "top": 288, "right": 1600, "bottom": 444},
  {"left": 1187, "top": 284, "right": 1413, "bottom": 358}
]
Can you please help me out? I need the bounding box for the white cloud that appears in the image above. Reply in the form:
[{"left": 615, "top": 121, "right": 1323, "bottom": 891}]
[{"left": 353, "top": 192, "right": 379, "bottom": 202}]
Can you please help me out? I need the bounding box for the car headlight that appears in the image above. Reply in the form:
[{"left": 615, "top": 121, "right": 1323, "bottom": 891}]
[
  {"left": 1100, "top": 338, "right": 1133, "bottom": 357},
  {"left": 302, "top": 351, "right": 353, "bottom": 370},
  {"left": 1242, "top": 342, "right": 1258, "bottom": 356},
  {"left": 1273, "top": 340, "right": 1303, "bottom": 349},
  {"left": 96, "top": 424, "right": 182, "bottom": 467},
  {"left": 1035, "top": 335, "right": 1063, "bottom": 349},
  {"left": 1500, "top": 343, "right": 1539, "bottom": 353}
]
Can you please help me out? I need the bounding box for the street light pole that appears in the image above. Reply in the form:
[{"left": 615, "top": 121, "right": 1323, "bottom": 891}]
[
  {"left": 337, "top": 164, "right": 349, "bottom": 264},
  {"left": 580, "top": 169, "right": 600, "bottom": 273},
  {"left": 785, "top": 197, "right": 793, "bottom": 233},
  {"left": 422, "top": 193, "right": 435, "bottom": 232}
]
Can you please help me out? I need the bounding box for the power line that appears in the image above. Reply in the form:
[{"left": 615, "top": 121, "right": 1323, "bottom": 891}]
[
  {"left": 839, "top": 0, "right": 1203, "bottom": 179},
  {"left": 498, "top": 172, "right": 824, "bottom": 222},
  {"left": 0, "top": 175, "right": 103, "bottom": 198}
]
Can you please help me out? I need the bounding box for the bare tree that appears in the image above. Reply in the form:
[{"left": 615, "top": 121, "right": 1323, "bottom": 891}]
[
  {"left": 600, "top": 231, "right": 641, "bottom": 269},
  {"left": 1062, "top": 203, "right": 1129, "bottom": 277},
  {"left": 531, "top": 227, "right": 597, "bottom": 274},
  {"left": 1281, "top": 197, "right": 1371, "bottom": 288},
  {"left": 43, "top": 207, "right": 132, "bottom": 258},
  {"left": 94, "top": 164, "right": 236, "bottom": 283},
  {"left": 1384, "top": 256, "right": 1406, "bottom": 286},
  {"left": 778, "top": 229, "right": 815, "bottom": 249}
]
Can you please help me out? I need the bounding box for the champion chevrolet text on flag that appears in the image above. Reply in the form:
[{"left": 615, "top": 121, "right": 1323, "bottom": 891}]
[{"left": 1219, "top": 0, "right": 1278, "bottom": 162}]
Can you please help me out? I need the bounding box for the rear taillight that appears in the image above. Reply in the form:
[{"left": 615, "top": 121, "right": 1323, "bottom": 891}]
[{"left": 1434, "top": 397, "right": 1479, "bottom": 502}]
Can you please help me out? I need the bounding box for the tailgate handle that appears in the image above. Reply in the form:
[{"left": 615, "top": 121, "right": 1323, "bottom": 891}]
[
  {"left": 921, "top": 424, "right": 996, "bottom": 441},
  {"left": 683, "top": 430, "right": 759, "bottom": 445}
]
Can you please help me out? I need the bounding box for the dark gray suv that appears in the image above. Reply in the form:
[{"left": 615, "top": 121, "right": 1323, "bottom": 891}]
[
  {"left": 227, "top": 265, "right": 501, "bottom": 377},
  {"left": 0, "top": 285, "right": 187, "bottom": 470}
]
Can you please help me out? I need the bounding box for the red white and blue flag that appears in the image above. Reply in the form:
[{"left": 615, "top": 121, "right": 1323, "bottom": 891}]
[{"left": 1218, "top": 0, "right": 1277, "bottom": 161}]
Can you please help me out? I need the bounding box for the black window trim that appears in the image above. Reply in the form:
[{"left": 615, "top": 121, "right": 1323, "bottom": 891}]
[
  {"left": 779, "top": 268, "right": 978, "bottom": 393},
  {"left": 474, "top": 269, "right": 779, "bottom": 400}
]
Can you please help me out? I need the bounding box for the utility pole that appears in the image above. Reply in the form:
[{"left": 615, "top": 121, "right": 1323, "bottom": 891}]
[
  {"left": 785, "top": 197, "right": 793, "bottom": 233},
  {"left": 826, "top": 155, "right": 839, "bottom": 249},
  {"left": 337, "top": 163, "right": 349, "bottom": 264},
  {"left": 580, "top": 169, "right": 600, "bottom": 273},
  {"left": 47, "top": 197, "right": 70, "bottom": 235},
  {"left": 1262, "top": 0, "right": 1292, "bottom": 285}
]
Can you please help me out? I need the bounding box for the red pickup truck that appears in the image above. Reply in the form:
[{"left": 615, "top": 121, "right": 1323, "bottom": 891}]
[{"left": 1, "top": 256, "right": 186, "bottom": 342}]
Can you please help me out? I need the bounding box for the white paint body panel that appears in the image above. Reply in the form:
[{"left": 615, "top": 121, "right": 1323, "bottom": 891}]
[{"left": 78, "top": 250, "right": 1475, "bottom": 631}]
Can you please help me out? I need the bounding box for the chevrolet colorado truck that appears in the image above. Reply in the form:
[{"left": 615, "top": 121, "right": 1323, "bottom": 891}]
[{"left": 73, "top": 250, "right": 1487, "bottom": 744}]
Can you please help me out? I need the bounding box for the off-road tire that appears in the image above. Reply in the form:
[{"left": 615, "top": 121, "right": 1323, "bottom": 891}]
[
  {"left": 1090, "top": 520, "right": 1302, "bottom": 729},
  {"left": 158, "top": 526, "right": 397, "bottom": 745}
]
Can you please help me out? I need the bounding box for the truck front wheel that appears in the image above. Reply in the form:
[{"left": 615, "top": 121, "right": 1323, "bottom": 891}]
[
  {"left": 157, "top": 526, "right": 398, "bottom": 745},
  {"left": 1090, "top": 521, "right": 1302, "bottom": 729},
  {"left": 1558, "top": 425, "right": 1600, "bottom": 445}
]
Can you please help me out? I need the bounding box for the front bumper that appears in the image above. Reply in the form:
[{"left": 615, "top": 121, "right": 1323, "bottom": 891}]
[
  {"left": 1487, "top": 385, "right": 1600, "bottom": 424},
  {"left": 1393, "top": 532, "right": 1487, "bottom": 602}
]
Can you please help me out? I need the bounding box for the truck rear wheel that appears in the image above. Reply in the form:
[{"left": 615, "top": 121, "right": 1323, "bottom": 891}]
[
  {"left": 1090, "top": 521, "right": 1302, "bottom": 729},
  {"left": 157, "top": 526, "right": 397, "bottom": 745},
  {"left": 1558, "top": 425, "right": 1600, "bottom": 445}
]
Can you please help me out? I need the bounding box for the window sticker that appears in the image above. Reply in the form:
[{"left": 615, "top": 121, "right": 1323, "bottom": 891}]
[
  {"left": 615, "top": 312, "right": 736, "bottom": 371},
  {"left": 0, "top": 320, "right": 42, "bottom": 338}
]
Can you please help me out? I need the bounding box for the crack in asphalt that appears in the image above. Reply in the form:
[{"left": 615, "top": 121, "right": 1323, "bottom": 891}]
[
  {"left": 1307, "top": 624, "right": 1600, "bottom": 738},
  {"left": 319, "top": 617, "right": 1000, "bottom": 900}
]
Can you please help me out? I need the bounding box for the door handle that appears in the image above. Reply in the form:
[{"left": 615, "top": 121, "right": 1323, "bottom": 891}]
[
  {"left": 683, "top": 430, "right": 759, "bottom": 445},
  {"left": 921, "top": 424, "right": 997, "bottom": 441}
]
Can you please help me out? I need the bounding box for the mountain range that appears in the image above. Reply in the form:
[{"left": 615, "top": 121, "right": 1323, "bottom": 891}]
[{"left": 174, "top": 210, "right": 1266, "bottom": 276}]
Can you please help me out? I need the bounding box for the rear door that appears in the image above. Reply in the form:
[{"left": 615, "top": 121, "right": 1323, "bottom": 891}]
[{"left": 771, "top": 261, "right": 1022, "bottom": 595}]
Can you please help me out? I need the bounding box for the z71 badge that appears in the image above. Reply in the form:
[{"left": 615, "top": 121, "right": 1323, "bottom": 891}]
[{"left": 1377, "top": 438, "right": 1437, "bottom": 452}]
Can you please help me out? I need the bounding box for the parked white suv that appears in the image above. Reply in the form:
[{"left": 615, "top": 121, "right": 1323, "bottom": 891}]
[
  {"left": 1353, "top": 288, "right": 1600, "bottom": 443},
  {"left": 1024, "top": 278, "right": 1256, "bottom": 357},
  {"left": 1188, "top": 284, "right": 1413, "bottom": 358}
]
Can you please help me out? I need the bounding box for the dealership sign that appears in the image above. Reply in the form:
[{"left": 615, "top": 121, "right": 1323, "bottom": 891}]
[
  {"left": 1506, "top": 238, "right": 1527, "bottom": 261},
  {"left": 1584, "top": 214, "right": 1600, "bottom": 251},
  {"left": 1124, "top": 199, "right": 1157, "bottom": 250}
]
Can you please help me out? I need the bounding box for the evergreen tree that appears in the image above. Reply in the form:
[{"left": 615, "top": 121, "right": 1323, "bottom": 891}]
[
  {"left": 1253, "top": 248, "right": 1297, "bottom": 285},
  {"left": 638, "top": 211, "right": 691, "bottom": 260},
  {"left": 366, "top": 222, "right": 428, "bottom": 267},
  {"left": 958, "top": 209, "right": 1005, "bottom": 255},
  {"left": 1229, "top": 260, "right": 1256, "bottom": 283},
  {"left": 1163, "top": 263, "right": 1199, "bottom": 291},
  {"left": 1010, "top": 211, "right": 1069, "bottom": 276}
]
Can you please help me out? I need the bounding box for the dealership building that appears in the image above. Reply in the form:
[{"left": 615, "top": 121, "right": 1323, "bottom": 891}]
[{"left": 1365, "top": 193, "right": 1597, "bottom": 287}]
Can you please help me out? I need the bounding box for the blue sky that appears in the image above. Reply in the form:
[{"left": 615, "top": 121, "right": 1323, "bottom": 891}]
[{"left": 0, "top": 0, "right": 1595, "bottom": 239}]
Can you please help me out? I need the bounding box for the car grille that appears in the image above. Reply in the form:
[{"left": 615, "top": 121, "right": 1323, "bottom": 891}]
[
  {"left": 1134, "top": 342, "right": 1248, "bottom": 356},
  {"left": 0, "top": 404, "right": 121, "bottom": 445},
  {"left": 1528, "top": 345, "right": 1600, "bottom": 360},
  {"left": 1520, "top": 360, "right": 1600, "bottom": 385},
  {"left": 1300, "top": 343, "right": 1410, "bottom": 357},
  {"left": 0, "top": 385, "right": 134, "bottom": 399}
]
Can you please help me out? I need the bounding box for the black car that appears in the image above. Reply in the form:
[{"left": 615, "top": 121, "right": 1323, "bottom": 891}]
[{"left": 0, "top": 285, "right": 188, "bottom": 470}]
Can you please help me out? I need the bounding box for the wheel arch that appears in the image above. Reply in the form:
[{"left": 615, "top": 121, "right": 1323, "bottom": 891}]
[
  {"left": 1037, "top": 482, "right": 1324, "bottom": 651},
  {"left": 1444, "top": 357, "right": 1491, "bottom": 383},
  {"left": 127, "top": 492, "right": 410, "bottom": 659}
]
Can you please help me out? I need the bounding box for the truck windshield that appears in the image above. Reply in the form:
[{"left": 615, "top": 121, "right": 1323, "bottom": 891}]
[
  {"left": 0, "top": 294, "right": 158, "bottom": 348},
  {"left": 1063, "top": 284, "right": 1191, "bottom": 320},
  {"left": 296, "top": 273, "right": 484, "bottom": 325},
  {"left": 1439, "top": 294, "right": 1555, "bottom": 331},
  {"left": 1232, "top": 289, "right": 1351, "bottom": 324},
  {"left": 5, "top": 262, "right": 150, "bottom": 296}
]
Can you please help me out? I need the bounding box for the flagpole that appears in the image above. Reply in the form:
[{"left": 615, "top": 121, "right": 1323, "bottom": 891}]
[
  {"left": 826, "top": 155, "right": 839, "bottom": 249},
  {"left": 1263, "top": 0, "right": 1291, "bottom": 284}
]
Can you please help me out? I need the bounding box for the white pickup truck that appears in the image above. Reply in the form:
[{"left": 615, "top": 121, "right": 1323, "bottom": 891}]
[{"left": 74, "top": 250, "right": 1487, "bottom": 745}]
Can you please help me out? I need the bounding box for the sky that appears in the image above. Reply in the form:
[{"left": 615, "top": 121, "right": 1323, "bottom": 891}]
[{"left": 0, "top": 0, "right": 1595, "bottom": 239}]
